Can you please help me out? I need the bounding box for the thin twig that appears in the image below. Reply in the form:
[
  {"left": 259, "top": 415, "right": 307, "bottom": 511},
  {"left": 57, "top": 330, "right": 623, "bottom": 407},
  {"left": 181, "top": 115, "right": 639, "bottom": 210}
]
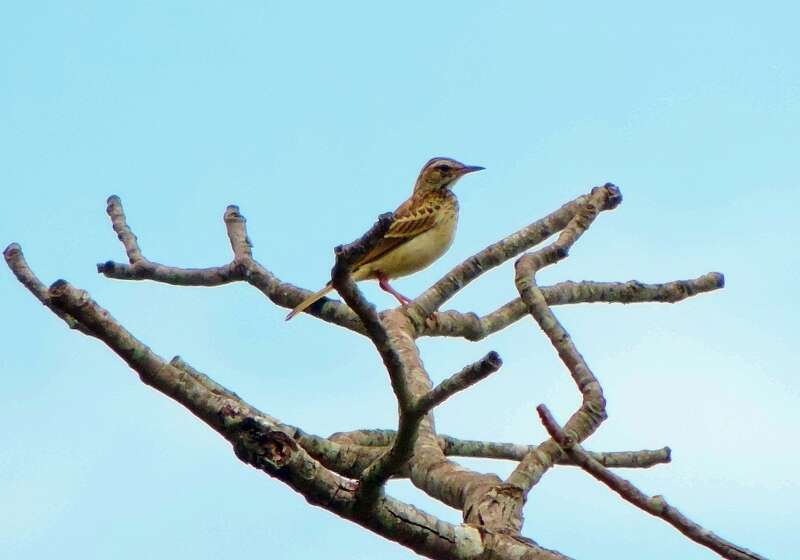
[
  {"left": 538, "top": 405, "right": 767, "bottom": 560},
  {"left": 415, "top": 351, "right": 503, "bottom": 414}
]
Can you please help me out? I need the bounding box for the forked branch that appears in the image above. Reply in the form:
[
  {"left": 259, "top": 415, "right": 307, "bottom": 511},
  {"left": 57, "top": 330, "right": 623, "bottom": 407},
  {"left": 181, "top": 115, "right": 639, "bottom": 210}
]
[
  {"left": 506, "top": 185, "right": 619, "bottom": 497},
  {"left": 97, "top": 195, "right": 365, "bottom": 331},
  {"left": 4, "top": 180, "right": 762, "bottom": 560}
]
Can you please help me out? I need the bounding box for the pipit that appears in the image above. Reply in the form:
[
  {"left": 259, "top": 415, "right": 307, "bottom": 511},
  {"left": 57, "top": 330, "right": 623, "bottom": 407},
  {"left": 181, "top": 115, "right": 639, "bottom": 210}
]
[{"left": 286, "top": 157, "right": 484, "bottom": 320}]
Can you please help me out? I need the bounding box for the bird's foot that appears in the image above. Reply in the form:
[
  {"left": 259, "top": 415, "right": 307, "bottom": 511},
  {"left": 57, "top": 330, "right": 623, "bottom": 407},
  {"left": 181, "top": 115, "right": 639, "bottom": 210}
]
[{"left": 377, "top": 274, "right": 412, "bottom": 305}]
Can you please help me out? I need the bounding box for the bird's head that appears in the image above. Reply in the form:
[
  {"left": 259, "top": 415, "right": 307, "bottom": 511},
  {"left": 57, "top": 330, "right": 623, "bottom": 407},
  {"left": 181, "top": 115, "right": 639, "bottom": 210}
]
[{"left": 413, "top": 157, "right": 484, "bottom": 194}]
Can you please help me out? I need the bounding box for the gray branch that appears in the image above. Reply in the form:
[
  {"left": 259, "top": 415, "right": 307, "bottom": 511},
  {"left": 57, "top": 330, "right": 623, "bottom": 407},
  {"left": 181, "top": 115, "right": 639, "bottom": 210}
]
[
  {"left": 96, "top": 196, "right": 365, "bottom": 333},
  {"left": 424, "top": 274, "right": 725, "bottom": 340},
  {"left": 538, "top": 404, "right": 766, "bottom": 560},
  {"left": 4, "top": 181, "right": 765, "bottom": 560}
]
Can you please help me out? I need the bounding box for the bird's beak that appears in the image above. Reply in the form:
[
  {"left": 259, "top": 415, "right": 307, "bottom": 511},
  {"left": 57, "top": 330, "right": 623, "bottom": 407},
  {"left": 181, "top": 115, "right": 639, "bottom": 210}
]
[{"left": 459, "top": 165, "right": 485, "bottom": 175}]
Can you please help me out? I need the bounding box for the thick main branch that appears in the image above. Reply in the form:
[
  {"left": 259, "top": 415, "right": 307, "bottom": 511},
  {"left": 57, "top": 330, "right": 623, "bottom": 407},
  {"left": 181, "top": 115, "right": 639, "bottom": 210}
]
[{"left": 10, "top": 251, "right": 574, "bottom": 560}]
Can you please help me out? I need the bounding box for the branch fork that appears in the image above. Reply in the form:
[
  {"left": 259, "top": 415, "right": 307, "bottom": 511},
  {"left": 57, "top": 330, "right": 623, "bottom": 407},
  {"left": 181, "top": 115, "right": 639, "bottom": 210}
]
[{"left": 4, "top": 180, "right": 759, "bottom": 560}]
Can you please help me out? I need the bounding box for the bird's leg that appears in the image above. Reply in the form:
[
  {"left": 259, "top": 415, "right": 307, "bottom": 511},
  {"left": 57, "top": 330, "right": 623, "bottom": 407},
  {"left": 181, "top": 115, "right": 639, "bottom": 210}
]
[{"left": 377, "top": 273, "right": 412, "bottom": 305}]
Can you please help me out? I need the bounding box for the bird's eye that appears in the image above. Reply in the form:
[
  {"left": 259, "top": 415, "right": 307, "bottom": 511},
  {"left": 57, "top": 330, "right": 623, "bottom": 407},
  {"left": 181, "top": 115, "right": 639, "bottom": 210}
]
[{"left": 435, "top": 164, "right": 452, "bottom": 173}]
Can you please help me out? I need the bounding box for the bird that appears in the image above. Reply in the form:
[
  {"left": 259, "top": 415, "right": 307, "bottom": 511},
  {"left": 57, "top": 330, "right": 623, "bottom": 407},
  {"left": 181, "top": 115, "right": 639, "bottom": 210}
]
[{"left": 285, "top": 157, "right": 484, "bottom": 320}]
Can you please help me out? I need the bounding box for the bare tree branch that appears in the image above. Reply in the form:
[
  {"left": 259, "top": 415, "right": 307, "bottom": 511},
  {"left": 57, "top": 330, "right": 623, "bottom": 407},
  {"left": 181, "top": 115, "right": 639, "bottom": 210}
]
[
  {"left": 328, "top": 218, "right": 513, "bottom": 512},
  {"left": 328, "top": 215, "right": 423, "bottom": 501},
  {"left": 6, "top": 180, "right": 764, "bottom": 560},
  {"left": 43, "top": 278, "right": 356, "bottom": 507},
  {"left": 537, "top": 405, "right": 766, "bottom": 560},
  {"left": 407, "top": 186, "right": 619, "bottom": 327},
  {"left": 372, "top": 312, "right": 514, "bottom": 525},
  {"left": 416, "top": 351, "right": 503, "bottom": 414},
  {"left": 96, "top": 196, "right": 366, "bottom": 333},
  {"left": 300, "top": 431, "right": 671, "bottom": 482},
  {"left": 424, "top": 274, "right": 725, "bottom": 340},
  {"left": 328, "top": 430, "right": 671, "bottom": 468},
  {"left": 505, "top": 185, "right": 620, "bottom": 522},
  {"left": 10, "top": 253, "right": 568, "bottom": 560}
]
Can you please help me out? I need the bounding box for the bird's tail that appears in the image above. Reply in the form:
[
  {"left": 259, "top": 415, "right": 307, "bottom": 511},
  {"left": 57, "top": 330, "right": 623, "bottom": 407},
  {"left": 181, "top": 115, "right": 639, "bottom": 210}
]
[{"left": 285, "top": 283, "right": 334, "bottom": 321}]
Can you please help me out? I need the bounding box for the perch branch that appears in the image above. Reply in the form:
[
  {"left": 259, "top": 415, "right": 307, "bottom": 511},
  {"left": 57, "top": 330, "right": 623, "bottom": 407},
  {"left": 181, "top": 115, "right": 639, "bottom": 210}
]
[
  {"left": 329, "top": 214, "right": 421, "bottom": 501},
  {"left": 8, "top": 251, "right": 542, "bottom": 560},
  {"left": 538, "top": 405, "right": 766, "bottom": 560},
  {"left": 330, "top": 213, "right": 399, "bottom": 374},
  {"left": 407, "top": 186, "right": 619, "bottom": 327},
  {"left": 94, "top": 197, "right": 515, "bottom": 517},
  {"left": 7, "top": 178, "right": 761, "bottom": 559},
  {"left": 330, "top": 217, "right": 505, "bottom": 509}
]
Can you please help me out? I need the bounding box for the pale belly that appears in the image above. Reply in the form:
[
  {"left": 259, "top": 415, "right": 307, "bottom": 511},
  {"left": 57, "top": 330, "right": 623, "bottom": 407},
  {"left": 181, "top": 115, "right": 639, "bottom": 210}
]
[{"left": 356, "top": 219, "right": 457, "bottom": 280}]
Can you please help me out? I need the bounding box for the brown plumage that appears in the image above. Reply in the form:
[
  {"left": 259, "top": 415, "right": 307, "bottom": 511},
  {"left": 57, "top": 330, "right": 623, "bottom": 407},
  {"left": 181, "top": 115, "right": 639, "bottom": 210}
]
[{"left": 286, "top": 157, "right": 483, "bottom": 320}]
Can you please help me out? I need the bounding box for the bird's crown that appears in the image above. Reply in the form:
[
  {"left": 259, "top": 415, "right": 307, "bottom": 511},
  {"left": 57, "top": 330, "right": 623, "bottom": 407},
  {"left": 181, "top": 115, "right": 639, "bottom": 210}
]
[{"left": 414, "top": 157, "right": 484, "bottom": 194}]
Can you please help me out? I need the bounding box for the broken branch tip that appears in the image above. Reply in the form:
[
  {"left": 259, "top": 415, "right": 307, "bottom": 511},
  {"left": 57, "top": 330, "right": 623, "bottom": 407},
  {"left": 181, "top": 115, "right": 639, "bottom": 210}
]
[{"left": 3, "top": 242, "right": 21, "bottom": 258}]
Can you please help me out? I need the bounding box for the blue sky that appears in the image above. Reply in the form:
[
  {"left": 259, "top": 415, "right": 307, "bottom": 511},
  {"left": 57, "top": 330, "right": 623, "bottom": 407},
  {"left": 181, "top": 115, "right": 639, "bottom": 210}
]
[{"left": 1, "top": 2, "right": 797, "bottom": 558}]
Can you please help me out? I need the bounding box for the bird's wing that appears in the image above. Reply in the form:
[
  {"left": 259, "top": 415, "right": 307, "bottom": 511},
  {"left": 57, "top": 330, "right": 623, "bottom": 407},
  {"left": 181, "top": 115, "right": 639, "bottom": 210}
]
[{"left": 354, "top": 197, "right": 439, "bottom": 271}]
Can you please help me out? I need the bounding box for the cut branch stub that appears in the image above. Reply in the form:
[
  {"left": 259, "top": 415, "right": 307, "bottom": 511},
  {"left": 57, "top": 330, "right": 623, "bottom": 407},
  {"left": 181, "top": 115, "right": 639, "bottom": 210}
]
[
  {"left": 106, "top": 194, "right": 143, "bottom": 263},
  {"left": 223, "top": 204, "right": 253, "bottom": 260},
  {"left": 594, "top": 182, "right": 622, "bottom": 210},
  {"left": 415, "top": 351, "right": 503, "bottom": 415}
]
